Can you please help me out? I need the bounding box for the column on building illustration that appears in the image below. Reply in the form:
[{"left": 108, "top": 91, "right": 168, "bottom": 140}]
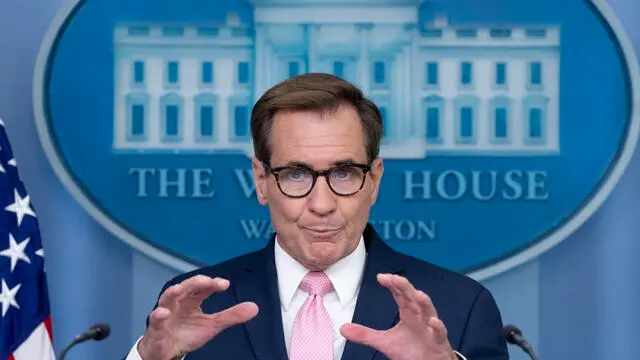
[
  {"left": 254, "top": 24, "right": 267, "bottom": 100},
  {"left": 454, "top": 58, "right": 477, "bottom": 145},
  {"left": 306, "top": 24, "right": 320, "bottom": 73},
  {"left": 408, "top": 23, "right": 420, "bottom": 144},
  {"left": 372, "top": 58, "right": 391, "bottom": 140},
  {"left": 356, "top": 23, "right": 372, "bottom": 95},
  {"left": 195, "top": 58, "right": 215, "bottom": 143},
  {"left": 231, "top": 60, "right": 252, "bottom": 142},
  {"left": 391, "top": 48, "right": 404, "bottom": 141}
]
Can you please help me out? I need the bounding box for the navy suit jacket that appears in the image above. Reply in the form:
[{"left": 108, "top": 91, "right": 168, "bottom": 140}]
[{"left": 140, "top": 224, "right": 509, "bottom": 360}]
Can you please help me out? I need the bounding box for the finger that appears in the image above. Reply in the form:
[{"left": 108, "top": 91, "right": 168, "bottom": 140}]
[
  {"left": 177, "top": 276, "right": 230, "bottom": 310},
  {"left": 340, "top": 323, "right": 387, "bottom": 350},
  {"left": 209, "top": 301, "right": 259, "bottom": 333},
  {"left": 428, "top": 317, "right": 449, "bottom": 345},
  {"left": 390, "top": 275, "right": 421, "bottom": 315},
  {"left": 377, "top": 274, "right": 407, "bottom": 309},
  {"left": 415, "top": 290, "right": 438, "bottom": 320},
  {"left": 158, "top": 284, "right": 182, "bottom": 310},
  {"left": 147, "top": 306, "right": 172, "bottom": 334}
]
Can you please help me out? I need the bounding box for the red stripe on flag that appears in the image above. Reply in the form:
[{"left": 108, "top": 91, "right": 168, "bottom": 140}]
[
  {"left": 43, "top": 317, "right": 53, "bottom": 342},
  {"left": 8, "top": 355, "right": 15, "bottom": 360}
]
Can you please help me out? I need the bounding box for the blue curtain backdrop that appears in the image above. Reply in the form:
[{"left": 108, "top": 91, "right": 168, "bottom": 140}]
[{"left": 0, "top": 1, "right": 639, "bottom": 359}]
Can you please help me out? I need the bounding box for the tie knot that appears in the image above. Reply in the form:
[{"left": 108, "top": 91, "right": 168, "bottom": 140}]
[{"left": 299, "top": 271, "right": 333, "bottom": 296}]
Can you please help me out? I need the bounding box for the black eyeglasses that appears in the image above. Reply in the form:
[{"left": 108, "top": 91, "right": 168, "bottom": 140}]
[{"left": 262, "top": 162, "right": 372, "bottom": 198}]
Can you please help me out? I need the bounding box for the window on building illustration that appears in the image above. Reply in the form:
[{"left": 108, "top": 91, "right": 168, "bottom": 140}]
[
  {"left": 128, "top": 26, "right": 149, "bottom": 36},
  {"left": 426, "top": 107, "right": 440, "bottom": 140},
  {"left": 131, "top": 104, "right": 145, "bottom": 136},
  {"left": 490, "top": 29, "right": 512, "bottom": 38},
  {"left": 373, "top": 62, "right": 386, "bottom": 84},
  {"left": 238, "top": 62, "right": 250, "bottom": 84},
  {"left": 495, "top": 62, "right": 507, "bottom": 85},
  {"left": 494, "top": 107, "right": 508, "bottom": 138},
  {"left": 422, "top": 29, "right": 443, "bottom": 38},
  {"left": 529, "top": 108, "right": 543, "bottom": 138},
  {"left": 456, "top": 29, "right": 477, "bottom": 38},
  {"left": 288, "top": 61, "right": 300, "bottom": 78},
  {"left": 202, "top": 62, "right": 214, "bottom": 84},
  {"left": 133, "top": 61, "right": 145, "bottom": 84},
  {"left": 461, "top": 62, "right": 472, "bottom": 85},
  {"left": 333, "top": 61, "right": 345, "bottom": 78},
  {"left": 165, "top": 105, "right": 179, "bottom": 137},
  {"left": 530, "top": 62, "right": 542, "bottom": 85},
  {"left": 197, "top": 27, "right": 220, "bottom": 36},
  {"left": 460, "top": 107, "right": 473, "bottom": 138},
  {"left": 426, "top": 62, "right": 438, "bottom": 85},
  {"left": 199, "top": 105, "right": 214, "bottom": 137},
  {"left": 379, "top": 107, "right": 388, "bottom": 138},
  {"left": 525, "top": 29, "right": 547, "bottom": 38},
  {"left": 234, "top": 105, "right": 249, "bottom": 138},
  {"left": 162, "top": 27, "right": 184, "bottom": 37},
  {"left": 167, "top": 61, "right": 179, "bottom": 84}
]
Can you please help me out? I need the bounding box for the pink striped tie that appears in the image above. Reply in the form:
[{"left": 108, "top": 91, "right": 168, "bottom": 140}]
[{"left": 289, "top": 271, "right": 334, "bottom": 360}]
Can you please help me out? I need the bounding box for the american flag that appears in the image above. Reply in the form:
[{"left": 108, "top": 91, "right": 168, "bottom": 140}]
[{"left": 0, "top": 118, "right": 55, "bottom": 360}]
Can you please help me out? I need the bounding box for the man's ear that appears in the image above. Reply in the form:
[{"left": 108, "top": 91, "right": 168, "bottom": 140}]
[
  {"left": 252, "top": 157, "right": 268, "bottom": 205},
  {"left": 369, "top": 157, "right": 384, "bottom": 205}
]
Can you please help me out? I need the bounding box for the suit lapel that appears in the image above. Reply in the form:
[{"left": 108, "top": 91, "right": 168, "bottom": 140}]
[
  {"left": 233, "top": 238, "right": 288, "bottom": 360},
  {"left": 341, "top": 225, "right": 405, "bottom": 360}
]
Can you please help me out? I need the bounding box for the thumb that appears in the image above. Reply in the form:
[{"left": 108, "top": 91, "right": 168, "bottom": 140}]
[
  {"left": 209, "top": 302, "right": 259, "bottom": 332},
  {"left": 340, "top": 323, "right": 386, "bottom": 349}
]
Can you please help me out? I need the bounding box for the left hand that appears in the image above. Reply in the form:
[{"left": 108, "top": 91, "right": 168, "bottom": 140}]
[{"left": 340, "top": 274, "right": 457, "bottom": 360}]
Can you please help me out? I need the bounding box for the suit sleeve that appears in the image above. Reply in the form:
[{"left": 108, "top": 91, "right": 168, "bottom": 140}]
[{"left": 457, "top": 288, "right": 510, "bottom": 360}]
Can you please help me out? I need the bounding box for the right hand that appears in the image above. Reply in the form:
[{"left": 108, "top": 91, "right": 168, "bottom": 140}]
[{"left": 137, "top": 275, "right": 259, "bottom": 360}]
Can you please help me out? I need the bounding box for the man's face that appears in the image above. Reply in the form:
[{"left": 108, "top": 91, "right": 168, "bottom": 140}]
[{"left": 252, "top": 104, "right": 383, "bottom": 271}]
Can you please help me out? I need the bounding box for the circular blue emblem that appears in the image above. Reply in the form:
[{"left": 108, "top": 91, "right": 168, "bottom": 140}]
[{"left": 34, "top": 0, "right": 640, "bottom": 279}]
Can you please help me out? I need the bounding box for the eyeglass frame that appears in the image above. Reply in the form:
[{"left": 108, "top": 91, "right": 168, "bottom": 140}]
[{"left": 261, "top": 161, "right": 373, "bottom": 198}]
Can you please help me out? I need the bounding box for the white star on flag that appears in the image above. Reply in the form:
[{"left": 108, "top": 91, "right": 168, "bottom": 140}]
[
  {"left": 0, "top": 234, "right": 31, "bottom": 272},
  {"left": 7, "top": 158, "right": 16, "bottom": 167},
  {"left": 0, "top": 278, "right": 21, "bottom": 317},
  {"left": 35, "top": 248, "right": 44, "bottom": 257},
  {"left": 5, "top": 188, "right": 36, "bottom": 226}
]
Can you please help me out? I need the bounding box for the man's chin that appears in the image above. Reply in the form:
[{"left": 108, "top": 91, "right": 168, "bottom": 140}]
[{"left": 303, "top": 245, "right": 342, "bottom": 270}]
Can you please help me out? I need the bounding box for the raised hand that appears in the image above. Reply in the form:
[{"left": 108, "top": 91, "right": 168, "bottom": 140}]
[
  {"left": 137, "top": 275, "right": 259, "bottom": 360},
  {"left": 341, "top": 274, "right": 457, "bottom": 360}
]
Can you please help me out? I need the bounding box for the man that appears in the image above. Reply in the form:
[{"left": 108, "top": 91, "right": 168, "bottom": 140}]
[{"left": 125, "top": 73, "right": 509, "bottom": 360}]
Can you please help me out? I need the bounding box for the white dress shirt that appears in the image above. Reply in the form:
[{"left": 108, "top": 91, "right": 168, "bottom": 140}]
[
  {"left": 275, "top": 236, "right": 366, "bottom": 360},
  {"left": 125, "top": 236, "right": 466, "bottom": 360}
]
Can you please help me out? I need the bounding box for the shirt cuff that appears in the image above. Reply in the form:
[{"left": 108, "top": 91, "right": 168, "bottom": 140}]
[
  {"left": 124, "top": 337, "right": 144, "bottom": 360},
  {"left": 125, "top": 336, "right": 186, "bottom": 360},
  {"left": 454, "top": 350, "right": 467, "bottom": 360}
]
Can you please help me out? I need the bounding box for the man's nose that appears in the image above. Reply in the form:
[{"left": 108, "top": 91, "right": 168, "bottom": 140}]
[{"left": 307, "top": 176, "right": 337, "bottom": 216}]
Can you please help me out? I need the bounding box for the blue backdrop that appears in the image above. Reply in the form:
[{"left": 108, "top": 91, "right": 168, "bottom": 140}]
[{"left": 0, "top": 0, "right": 639, "bottom": 359}]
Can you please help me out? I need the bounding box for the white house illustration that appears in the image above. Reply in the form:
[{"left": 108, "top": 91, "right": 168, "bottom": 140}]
[{"left": 112, "top": 0, "right": 560, "bottom": 158}]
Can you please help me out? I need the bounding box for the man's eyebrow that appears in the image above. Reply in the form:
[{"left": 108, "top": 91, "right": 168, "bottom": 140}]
[
  {"left": 331, "top": 159, "right": 359, "bottom": 166},
  {"left": 280, "top": 161, "right": 312, "bottom": 168},
  {"left": 276, "top": 159, "right": 360, "bottom": 168}
]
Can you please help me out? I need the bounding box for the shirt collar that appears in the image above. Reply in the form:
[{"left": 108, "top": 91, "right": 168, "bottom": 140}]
[{"left": 274, "top": 235, "right": 366, "bottom": 311}]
